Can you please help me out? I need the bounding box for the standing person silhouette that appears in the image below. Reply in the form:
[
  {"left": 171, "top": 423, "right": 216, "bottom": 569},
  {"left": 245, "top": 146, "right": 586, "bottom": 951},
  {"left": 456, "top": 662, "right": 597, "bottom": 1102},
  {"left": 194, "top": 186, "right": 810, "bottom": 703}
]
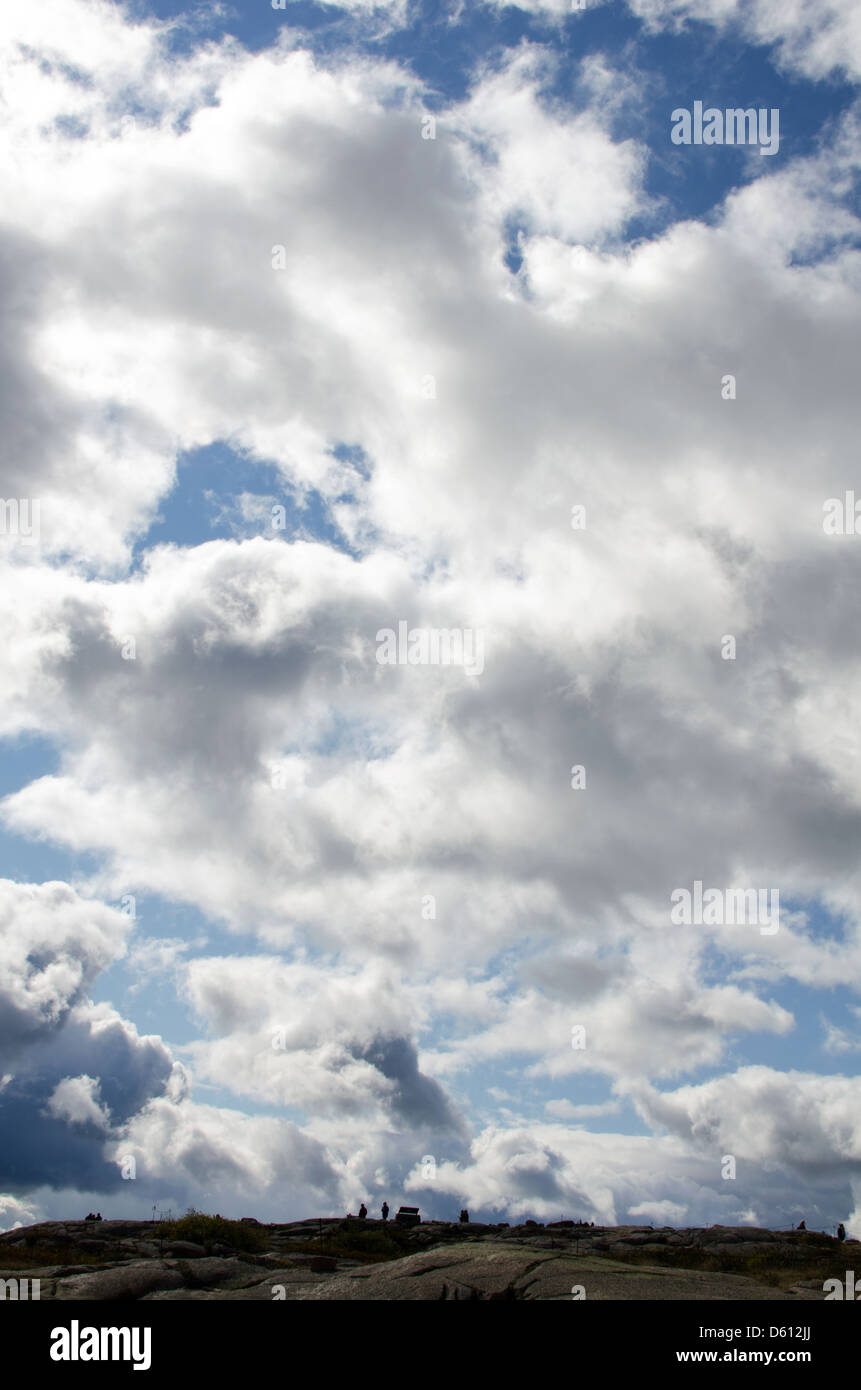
[
  {"left": 381, "top": 1202, "right": 389, "bottom": 1222},
  {"left": 358, "top": 1203, "right": 367, "bottom": 1219}
]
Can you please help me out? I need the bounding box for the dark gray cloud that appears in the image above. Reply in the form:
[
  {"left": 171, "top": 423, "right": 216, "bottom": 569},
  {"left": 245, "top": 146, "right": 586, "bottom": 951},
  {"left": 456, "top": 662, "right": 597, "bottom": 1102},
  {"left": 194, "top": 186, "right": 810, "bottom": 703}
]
[
  {"left": 0, "top": 1004, "right": 178, "bottom": 1195},
  {"left": 354, "top": 1035, "right": 466, "bottom": 1134}
]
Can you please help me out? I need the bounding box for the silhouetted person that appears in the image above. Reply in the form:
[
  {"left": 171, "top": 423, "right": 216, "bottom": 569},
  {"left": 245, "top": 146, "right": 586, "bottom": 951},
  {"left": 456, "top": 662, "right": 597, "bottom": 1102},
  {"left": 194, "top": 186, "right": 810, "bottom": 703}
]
[
  {"left": 459, "top": 1209, "right": 469, "bottom": 1224},
  {"left": 381, "top": 1202, "right": 389, "bottom": 1222},
  {"left": 838, "top": 1223, "right": 846, "bottom": 1241},
  {"left": 797, "top": 1220, "right": 806, "bottom": 1230},
  {"left": 358, "top": 1203, "right": 367, "bottom": 1219}
]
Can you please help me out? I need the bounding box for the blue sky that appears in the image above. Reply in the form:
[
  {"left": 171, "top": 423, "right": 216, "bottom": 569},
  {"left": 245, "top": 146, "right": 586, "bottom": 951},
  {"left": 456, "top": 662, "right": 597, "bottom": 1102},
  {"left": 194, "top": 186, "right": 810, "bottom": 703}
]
[{"left": 1, "top": 0, "right": 861, "bottom": 1232}]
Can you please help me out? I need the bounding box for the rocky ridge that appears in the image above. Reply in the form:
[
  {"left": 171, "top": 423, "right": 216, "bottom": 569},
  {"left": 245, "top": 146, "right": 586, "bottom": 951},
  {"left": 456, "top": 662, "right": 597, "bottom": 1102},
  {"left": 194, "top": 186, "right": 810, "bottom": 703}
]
[{"left": 0, "top": 1218, "right": 850, "bottom": 1301}]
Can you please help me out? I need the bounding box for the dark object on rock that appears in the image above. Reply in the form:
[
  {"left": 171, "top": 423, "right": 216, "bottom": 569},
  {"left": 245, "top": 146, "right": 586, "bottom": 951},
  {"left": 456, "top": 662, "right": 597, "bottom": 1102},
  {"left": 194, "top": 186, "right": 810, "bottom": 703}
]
[
  {"left": 438, "top": 1281, "right": 524, "bottom": 1300},
  {"left": 797, "top": 1220, "right": 806, "bottom": 1230},
  {"left": 381, "top": 1202, "right": 389, "bottom": 1222},
  {"left": 358, "top": 1204, "right": 367, "bottom": 1219},
  {"left": 395, "top": 1206, "right": 421, "bottom": 1227},
  {"left": 459, "top": 1209, "right": 469, "bottom": 1224},
  {"left": 240, "top": 1217, "right": 260, "bottom": 1225},
  {"left": 837, "top": 1223, "right": 846, "bottom": 1241}
]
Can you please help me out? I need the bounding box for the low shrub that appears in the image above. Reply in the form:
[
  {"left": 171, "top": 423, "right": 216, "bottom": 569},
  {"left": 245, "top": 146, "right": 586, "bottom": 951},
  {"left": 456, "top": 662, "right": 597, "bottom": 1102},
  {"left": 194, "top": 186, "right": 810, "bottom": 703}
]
[
  {"left": 593, "top": 1237, "right": 849, "bottom": 1291},
  {"left": 0, "top": 1243, "right": 114, "bottom": 1269},
  {"left": 156, "top": 1210, "right": 268, "bottom": 1254},
  {"left": 288, "top": 1219, "right": 415, "bottom": 1264}
]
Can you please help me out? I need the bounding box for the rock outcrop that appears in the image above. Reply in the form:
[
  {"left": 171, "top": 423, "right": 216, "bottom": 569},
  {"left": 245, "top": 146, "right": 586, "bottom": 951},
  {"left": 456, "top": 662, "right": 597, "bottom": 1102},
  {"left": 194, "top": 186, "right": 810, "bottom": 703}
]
[{"left": 0, "top": 1218, "right": 846, "bottom": 1301}]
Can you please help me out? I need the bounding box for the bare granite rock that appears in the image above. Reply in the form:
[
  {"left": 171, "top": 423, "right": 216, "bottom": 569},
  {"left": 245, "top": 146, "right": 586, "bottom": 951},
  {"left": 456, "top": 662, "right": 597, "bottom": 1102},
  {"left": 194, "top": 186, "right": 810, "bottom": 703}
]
[
  {"left": 282, "top": 1246, "right": 826, "bottom": 1302},
  {"left": 0, "top": 1217, "right": 843, "bottom": 1301},
  {"left": 54, "top": 1261, "right": 186, "bottom": 1301}
]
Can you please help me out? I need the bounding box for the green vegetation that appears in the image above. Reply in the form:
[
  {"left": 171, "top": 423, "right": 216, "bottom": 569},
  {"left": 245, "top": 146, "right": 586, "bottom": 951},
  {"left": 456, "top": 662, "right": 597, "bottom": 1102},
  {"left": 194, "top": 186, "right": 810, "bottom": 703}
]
[
  {"left": 156, "top": 1209, "right": 268, "bottom": 1254},
  {"left": 595, "top": 1234, "right": 849, "bottom": 1291},
  {"left": 0, "top": 1242, "right": 115, "bottom": 1269},
  {"left": 288, "top": 1219, "right": 415, "bottom": 1264}
]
